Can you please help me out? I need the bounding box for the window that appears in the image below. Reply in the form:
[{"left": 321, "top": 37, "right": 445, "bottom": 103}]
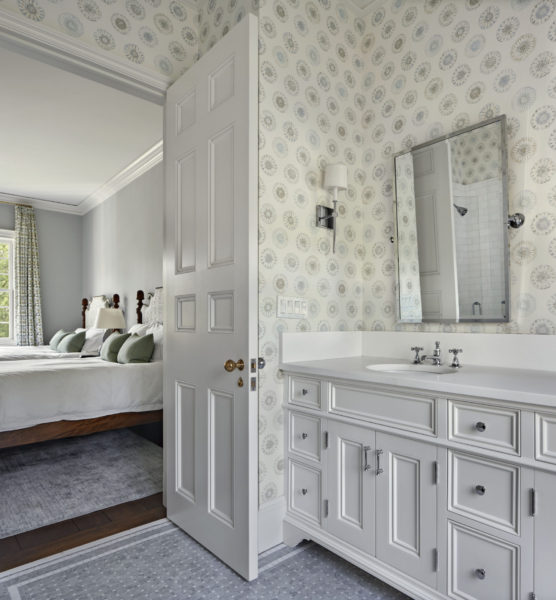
[{"left": 0, "top": 230, "right": 15, "bottom": 343}]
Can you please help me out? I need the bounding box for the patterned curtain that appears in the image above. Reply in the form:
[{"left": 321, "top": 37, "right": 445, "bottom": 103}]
[{"left": 15, "top": 206, "right": 43, "bottom": 346}]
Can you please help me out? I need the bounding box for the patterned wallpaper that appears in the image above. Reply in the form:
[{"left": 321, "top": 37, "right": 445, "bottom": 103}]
[
  {"left": 395, "top": 152, "right": 422, "bottom": 322},
  {"left": 359, "top": 0, "right": 556, "bottom": 338},
  {"left": 449, "top": 121, "right": 502, "bottom": 185},
  {"left": 0, "top": 0, "right": 201, "bottom": 80},
  {"left": 256, "top": 0, "right": 370, "bottom": 505}
]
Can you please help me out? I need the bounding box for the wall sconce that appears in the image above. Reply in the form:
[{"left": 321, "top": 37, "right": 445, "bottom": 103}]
[{"left": 316, "top": 163, "right": 347, "bottom": 253}]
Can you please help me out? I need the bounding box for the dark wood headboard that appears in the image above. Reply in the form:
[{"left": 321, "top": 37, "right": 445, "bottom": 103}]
[
  {"left": 81, "top": 294, "right": 120, "bottom": 328},
  {"left": 136, "top": 290, "right": 145, "bottom": 324}
]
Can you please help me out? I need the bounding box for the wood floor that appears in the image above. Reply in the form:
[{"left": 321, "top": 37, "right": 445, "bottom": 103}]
[{"left": 0, "top": 493, "right": 165, "bottom": 572}]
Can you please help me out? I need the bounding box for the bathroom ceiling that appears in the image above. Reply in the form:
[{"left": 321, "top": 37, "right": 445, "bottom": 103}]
[{"left": 0, "top": 47, "right": 162, "bottom": 211}]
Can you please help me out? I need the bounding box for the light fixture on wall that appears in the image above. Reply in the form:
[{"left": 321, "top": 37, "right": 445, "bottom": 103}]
[
  {"left": 95, "top": 307, "right": 125, "bottom": 333},
  {"left": 316, "top": 163, "right": 347, "bottom": 254}
]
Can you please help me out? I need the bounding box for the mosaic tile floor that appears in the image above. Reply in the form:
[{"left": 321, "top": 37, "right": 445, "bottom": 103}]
[{"left": 0, "top": 519, "right": 411, "bottom": 600}]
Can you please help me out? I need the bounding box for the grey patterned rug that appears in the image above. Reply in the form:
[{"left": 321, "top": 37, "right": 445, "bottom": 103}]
[
  {"left": 0, "top": 429, "right": 162, "bottom": 538},
  {"left": 0, "top": 520, "right": 410, "bottom": 599}
]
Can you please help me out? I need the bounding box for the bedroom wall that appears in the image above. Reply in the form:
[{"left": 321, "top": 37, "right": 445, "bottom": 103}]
[
  {"left": 82, "top": 163, "right": 163, "bottom": 329},
  {"left": 0, "top": 204, "right": 83, "bottom": 340}
]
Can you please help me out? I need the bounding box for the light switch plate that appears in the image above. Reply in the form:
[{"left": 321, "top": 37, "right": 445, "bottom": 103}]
[{"left": 277, "top": 295, "right": 308, "bottom": 319}]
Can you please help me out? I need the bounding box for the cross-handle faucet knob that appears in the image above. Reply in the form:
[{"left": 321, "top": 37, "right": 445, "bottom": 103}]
[
  {"left": 411, "top": 346, "right": 424, "bottom": 364},
  {"left": 449, "top": 348, "right": 463, "bottom": 368}
]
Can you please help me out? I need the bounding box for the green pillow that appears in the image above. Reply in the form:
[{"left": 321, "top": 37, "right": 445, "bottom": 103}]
[
  {"left": 100, "top": 332, "right": 131, "bottom": 362},
  {"left": 57, "top": 330, "right": 86, "bottom": 353},
  {"left": 49, "top": 329, "right": 71, "bottom": 350},
  {"left": 117, "top": 334, "right": 154, "bottom": 364}
]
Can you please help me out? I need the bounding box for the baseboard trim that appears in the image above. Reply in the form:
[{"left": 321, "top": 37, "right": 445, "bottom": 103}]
[{"left": 258, "top": 497, "right": 285, "bottom": 553}]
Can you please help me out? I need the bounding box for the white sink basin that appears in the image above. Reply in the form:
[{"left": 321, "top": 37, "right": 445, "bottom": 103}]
[{"left": 366, "top": 363, "right": 457, "bottom": 375}]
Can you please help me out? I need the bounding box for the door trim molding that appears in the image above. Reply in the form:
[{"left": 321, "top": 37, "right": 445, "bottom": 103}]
[{"left": 0, "top": 8, "right": 168, "bottom": 104}]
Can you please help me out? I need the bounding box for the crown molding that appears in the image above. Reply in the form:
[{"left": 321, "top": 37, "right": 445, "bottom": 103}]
[
  {"left": 0, "top": 140, "right": 163, "bottom": 217},
  {"left": 79, "top": 140, "right": 163, "bottom": 215},
  {"left": 0, "top": 9, "right": 169, "bottom": 104}
]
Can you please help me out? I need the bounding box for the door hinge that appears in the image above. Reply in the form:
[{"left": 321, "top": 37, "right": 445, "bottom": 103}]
[
  {"left": 529, "top": 593, "right": 537, "bottom": 600},
  {"left": 324, "top": 499, "right": 329, "bottom": 518},
  {"left": 324, "top": 431, "right": 329, "bottom": 449},
  {"left": 250, "top": 377, "right": 257, "bottom": 391},
  {"left": 433, "top": 548, "right": 439, "bottom": 572},
  {"left": 433, "top": 461, "right": 439, "bottom": 485},
  {"left": 531, "top": 488, "right": 537, "bottom": 517}
]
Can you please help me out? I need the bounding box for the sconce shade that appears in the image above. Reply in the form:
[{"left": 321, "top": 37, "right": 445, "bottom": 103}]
[
  {"left": 324, "top": 163, "right": 347, "bottom": 191},
  {"left": 94, "top": 308, "right": 125, "bottom": 330}
]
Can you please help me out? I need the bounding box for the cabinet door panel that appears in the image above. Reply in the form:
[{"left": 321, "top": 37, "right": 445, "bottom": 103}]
[
  {"left": 327, "top": 421, "right": 375, "bottom": 555},
  {"left": 376, "top": 432, "right": 437, "bottom": 588},
  {"left": 534, "top": 470, "right": 556, "bottom": 599}
]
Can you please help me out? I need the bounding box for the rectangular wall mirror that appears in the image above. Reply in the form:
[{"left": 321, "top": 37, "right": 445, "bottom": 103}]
[{"left": 393, "top": 115, "right": 509, "bottom": 324}]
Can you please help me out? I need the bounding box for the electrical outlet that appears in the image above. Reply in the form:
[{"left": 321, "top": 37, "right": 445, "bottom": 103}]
[{"left": 276, "top": 295, "right": 308, "bottom": 319}]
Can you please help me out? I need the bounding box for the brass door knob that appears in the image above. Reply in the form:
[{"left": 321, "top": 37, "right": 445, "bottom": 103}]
[{"left": 224, "top": 358, "right": 245, "bottom": 372}]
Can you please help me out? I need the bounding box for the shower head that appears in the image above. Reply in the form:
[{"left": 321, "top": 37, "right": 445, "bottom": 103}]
[{"left": 453, "top": 203, "right": 468, "bottom": 217}]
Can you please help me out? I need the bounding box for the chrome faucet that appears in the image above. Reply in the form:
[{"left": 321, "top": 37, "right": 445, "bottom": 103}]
[{"left": 420, "top": 341, "right": 442, "bottom": 366}]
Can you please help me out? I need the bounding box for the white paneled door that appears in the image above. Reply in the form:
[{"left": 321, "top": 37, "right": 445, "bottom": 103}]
[{"left": 163, "top": 14, "right": 259, "bottom": 581}]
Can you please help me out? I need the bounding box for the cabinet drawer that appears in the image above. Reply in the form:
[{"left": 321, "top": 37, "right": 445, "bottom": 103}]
[
  {"left": 288, "top": 412, "right": 321, "bottom": 462},
  {"left": 287, "top": 459, "right": 321, "bottom": 526},
  {"left": 448, "top": 451, "right": 519, "bottom": 535},
  {"left": 288, "top": 376, "right": 321, "bottom": 409},
  {"left": 330, "top": 383, "right": 436, "bottom": 435},
  {"left": 448, "top": 521, "right": 518, "bottom": 600},
  {"left": 448, "top": 401, "right": 520, "bottom": 456},
  {"left": 535, "top": 412, "right": 556, "bottom": 464}
]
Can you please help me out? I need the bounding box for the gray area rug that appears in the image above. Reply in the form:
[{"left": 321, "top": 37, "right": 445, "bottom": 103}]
[
  {"left": 0, "top": 429, "right": 162, "bottom": 538},
  {"left": 0, "top": 520, "right": 410, "bottom": 599}
]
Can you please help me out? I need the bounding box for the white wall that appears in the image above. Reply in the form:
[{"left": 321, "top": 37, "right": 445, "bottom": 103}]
[
  {"left": 81, "top": 164, "right": 163, "bottom": 328},
  {"left": 0, "top": 203, "right": 83, "bottom": 340}
]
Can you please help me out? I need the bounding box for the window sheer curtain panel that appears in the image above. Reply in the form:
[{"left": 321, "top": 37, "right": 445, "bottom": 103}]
[{"left": 15, "top": 206, "right": 43, "bottom": 346}]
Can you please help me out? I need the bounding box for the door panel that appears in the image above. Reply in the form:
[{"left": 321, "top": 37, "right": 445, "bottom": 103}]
[
  {"left": 376, "top": 432, "right": 437, "bottom": 588},
  {"left": 534, "top": 470, "right": 556, "bottom": 598},
  {"left": 164, "top": 14, "right": 259, "bottom": 581},
  {"left": 327, "top": 421, "right": 375, "bottom": 555}
]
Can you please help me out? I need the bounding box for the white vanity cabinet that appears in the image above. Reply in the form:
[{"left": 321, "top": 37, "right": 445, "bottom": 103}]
[{"left": 283, "top": 370, "right": 556, "bottom": 600}]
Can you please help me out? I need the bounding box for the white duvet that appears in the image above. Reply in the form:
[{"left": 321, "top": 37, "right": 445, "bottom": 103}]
[
  {"left": 0, "top": 357, "right": 163, "bottom": 432},
  {"left": 0, "top": 345, "right": 81, "bottom": 360}
]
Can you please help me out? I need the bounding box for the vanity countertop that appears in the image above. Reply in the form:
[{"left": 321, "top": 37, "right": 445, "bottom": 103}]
[{"left": 280, "top": 356, "right": 556, "bottom": 408}]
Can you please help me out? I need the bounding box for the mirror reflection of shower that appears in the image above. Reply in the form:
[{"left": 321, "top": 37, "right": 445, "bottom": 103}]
[{"left": 453, "top": 203, "right": 468, "bottom": 217}]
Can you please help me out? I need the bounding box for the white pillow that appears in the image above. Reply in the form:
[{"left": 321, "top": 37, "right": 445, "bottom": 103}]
[
  {"left": 146, "top": 323, "right": 163, "bottom": 361},
  {"left": 128, "top": 323, "right": 149, "bottom": 336},
  {"left": 81, "top": 328, "right": 105, "bottom": 353}
]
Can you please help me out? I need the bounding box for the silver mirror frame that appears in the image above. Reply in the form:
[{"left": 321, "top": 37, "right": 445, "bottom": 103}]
[{"left": 392, "top": 114, "right": 510, "bottom": 324}]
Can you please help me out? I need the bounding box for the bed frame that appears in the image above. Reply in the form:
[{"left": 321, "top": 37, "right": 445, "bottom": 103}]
[{"left": 0, "top": 290, "right": 162, "bottom": 450}]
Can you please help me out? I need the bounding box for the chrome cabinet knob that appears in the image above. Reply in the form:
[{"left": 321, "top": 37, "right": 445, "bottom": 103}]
[
  {"left": 475, "top": 568, "right": 486, "bottom": 580},
  {"left": 475, "top": 421, "right": 487, "bottom": 432},
  {"left": 475, "top": 485, "right": 486, "bottom": 496},
  {"left": 301, "top": 432, "right": 308, "bottom": 439},
  {"left": 301, "top": 388, "right": 308, "bottom": 395},
  {"left": 301, "top": 488, "right": 308, "bottom": 495}
]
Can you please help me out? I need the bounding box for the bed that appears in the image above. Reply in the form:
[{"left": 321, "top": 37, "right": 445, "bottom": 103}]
[
  {"left": 0, "top": 288, "right": 163, "bottom": 449},
  {"left": 0, "top": 294, "right": 119, "bottom": 361}
]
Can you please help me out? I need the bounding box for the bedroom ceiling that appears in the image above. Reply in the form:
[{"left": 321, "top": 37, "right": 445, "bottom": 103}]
[{"left": 0, "top": 47, "right": 162, "bottom": 211}]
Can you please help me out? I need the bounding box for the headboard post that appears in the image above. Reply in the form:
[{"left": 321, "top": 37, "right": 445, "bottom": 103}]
[
  {"left": 136, "top": 290, "right": 145, "bottom": 324},
  {"left": 81, "top": 298, "right": 89, "bottom": 329},
  {"left": 113, "top": 294, "right": 120, "bottom": 309}
]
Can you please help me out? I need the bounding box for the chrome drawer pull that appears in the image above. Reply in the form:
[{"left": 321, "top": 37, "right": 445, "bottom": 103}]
[
  {"left": 301, "top": 388, "right": 308, "bottom": 396},
  {"left": 475, "top": 485, "right": 486, "bottom": 496},
  {"left": 363, "top": 445, "right": 371, "bottom": 472},
  {"left": 475, "top": 421, "right": 487, "bottom": 432},
  {"left": 301, "top": 488, "right": 308, "bottom": 495},
  {"left": 301, "top": 432, "right": 308, "bottom": 440},
  {"left": 475, "top": 568, "right": 486, "bottom": 580},
  {"left": 376, "top": 449, "right": 384, "bottom": 475}
]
